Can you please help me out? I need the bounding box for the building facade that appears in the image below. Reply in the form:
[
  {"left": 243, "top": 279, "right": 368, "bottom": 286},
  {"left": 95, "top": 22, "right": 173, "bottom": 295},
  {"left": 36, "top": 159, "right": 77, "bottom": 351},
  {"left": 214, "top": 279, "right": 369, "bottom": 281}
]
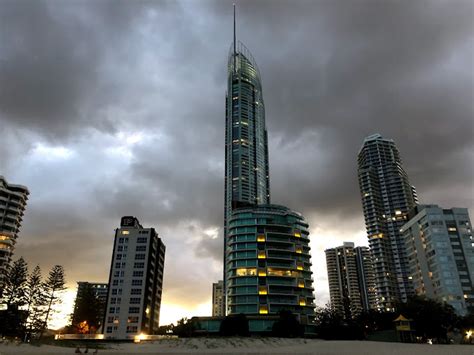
[
  {"left": 0, "top": 176, "right": 29, "bottom": 296},
  {"left": 226, "top": 204, "right": 315, "bottom": 328},
  {"left": 71, "top": 282, "right": 108, "bottom": 330},
  {"left": 212, "top": 280, "right": 225, "bottom": 317},
  {"left": 104, "top": 217, "right": 165, "bottom": 339},
  {"left": 357, "top": 134, "right": 417, "bottom": 310},
  {"left": 355, "top": 246, "right": 378, "bottom": 312},
  {"left": 325, "top": 242, "right": 378, "bottom": 318},
  {"left": 401, "top": 205, "right": 474, "bottom": 315},
  {"left": 224, "top": 17, "right": 270, "bottom": 304}
]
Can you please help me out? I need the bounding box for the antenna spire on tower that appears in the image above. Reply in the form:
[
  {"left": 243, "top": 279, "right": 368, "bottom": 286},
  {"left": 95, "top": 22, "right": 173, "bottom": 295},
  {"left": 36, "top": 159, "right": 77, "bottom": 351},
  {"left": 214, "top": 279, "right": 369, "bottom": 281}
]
[{"left": 233, "top": 3, "right": 237, "bottom": 73}]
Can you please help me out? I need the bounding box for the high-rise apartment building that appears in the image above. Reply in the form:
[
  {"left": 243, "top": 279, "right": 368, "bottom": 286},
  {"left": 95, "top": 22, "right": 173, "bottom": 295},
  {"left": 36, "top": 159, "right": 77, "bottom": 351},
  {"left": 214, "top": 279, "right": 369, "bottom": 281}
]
[
  {"left": 104, "top": 217, "right": 165, "bottom": 339},
  {"left": 401, "top": 205, "right": 474, "bottom": 315},
  {"left": 0, "top": 176, "right": 29, "bottom": 295},
  {"left": 71, "top": 282, "right": 108, "bottom": 330},
  {"left": 325, "top": 242, "right": 377, "bottom": 318},
  {"left": 224, "top": 8, "right": 270, "bottom": 303},
  {"left": 357, "top": 134, "right": 417, "bottom": 310},
  {"left": 226, "top": 205, "right": 315, "bottom": 329},
  {"left": 355, "top": 246, "right": 379, "bottom": 312},
  {"left": 212, "top": 280, "right": 225, "bottom": 317}
]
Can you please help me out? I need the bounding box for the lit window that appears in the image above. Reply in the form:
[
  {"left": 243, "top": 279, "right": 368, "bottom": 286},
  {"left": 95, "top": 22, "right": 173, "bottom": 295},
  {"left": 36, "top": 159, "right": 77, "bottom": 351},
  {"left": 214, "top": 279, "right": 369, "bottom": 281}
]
[
  {"left": 259, "top": 306, "right": 268, "bottom": 314},
  {"left": 122, "top": 230, "right": 130, "bottom": 235},
  {"left": 299, "top": 299, "right": 306, "bottom": 306},
  {"left": 298, "top": 281, "right": 305, "bottom": 288},
  {"left": 236, "top": 268, "right": 257, "bottom": 276},
  {"left": 257, "top": 235, "right": 265, "bottom": 242},
  {"left": 258, "top": 286, "right": 267, "bottom": 295},
  {"left": 296, "top": 248, "right": 302, "bottom": 254},
  {"left": 258, "top": 251, "right": 266, "bottom": 259},
  {"left": 258, "top": 269, "right": 267, "bottom": 277}
]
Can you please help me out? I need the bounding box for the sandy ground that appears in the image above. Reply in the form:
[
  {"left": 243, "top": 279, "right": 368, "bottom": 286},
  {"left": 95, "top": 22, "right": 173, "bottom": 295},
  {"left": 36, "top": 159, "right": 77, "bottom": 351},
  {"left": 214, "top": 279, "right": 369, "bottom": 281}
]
[{"left": 0, "top": 338, "right": 472, "bottom": 355}]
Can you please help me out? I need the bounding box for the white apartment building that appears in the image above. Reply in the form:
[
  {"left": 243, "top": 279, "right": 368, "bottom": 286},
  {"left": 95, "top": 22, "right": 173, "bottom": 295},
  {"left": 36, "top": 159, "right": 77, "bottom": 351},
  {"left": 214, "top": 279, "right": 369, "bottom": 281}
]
[{"left": 104, "top": 216, "right": 165, "bottom": 339}]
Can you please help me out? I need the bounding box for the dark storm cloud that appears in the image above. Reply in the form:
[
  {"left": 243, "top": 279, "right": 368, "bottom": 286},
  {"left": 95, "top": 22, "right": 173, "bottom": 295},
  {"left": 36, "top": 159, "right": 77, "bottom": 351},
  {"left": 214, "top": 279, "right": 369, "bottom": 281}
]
[
  {"left": 0, "top": 0, "right": 177, "bottom": 139},
  {"left": 2, "top": 0, "right": 473, "bottom": 318}
]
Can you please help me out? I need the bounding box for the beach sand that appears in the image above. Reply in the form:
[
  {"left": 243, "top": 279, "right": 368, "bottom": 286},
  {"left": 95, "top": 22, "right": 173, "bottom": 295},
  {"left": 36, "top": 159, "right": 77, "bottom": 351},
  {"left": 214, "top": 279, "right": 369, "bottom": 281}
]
[{"left": 0, "top": 338, "right": 471, "bottom": 355}]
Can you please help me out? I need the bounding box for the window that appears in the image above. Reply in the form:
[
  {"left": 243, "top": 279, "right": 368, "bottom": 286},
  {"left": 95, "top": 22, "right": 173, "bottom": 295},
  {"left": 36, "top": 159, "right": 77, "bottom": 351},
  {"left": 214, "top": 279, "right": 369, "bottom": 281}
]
[
  {"left": 131, "top": 288, "right": 142, "bottom": 295},
  {"left": 112, "top": 280, "right": 119, "bottom": 286},
  {"left": 122, "top": 230, "right": 130, "bottom": 235},
  {"left": 132, "top": 279, "right": 143, "bottom": 286},
  {"left": 111, "top": 288, "right": 118, "bottom": 295},
  {"left": 129, "top": 307, "right": 140, "bottom": 314},
  {"left": 115, "top": 262, "right": 121, "bottom": 269},
  {"left": 137, "top": 237, "right": 148, "bottom": 243},
  {"left": 118, "top": 245, "right": 123, "bottom": 252},
  {"left": 126, "top": 326, "right": 138, "bottom": 333},
  {"left": 130, "top": 297, "right": 141, "bottom": 304},
  {"left": 107, "top": 316, "right": 114, "bottom": 323},
  {"left": 119, "top": 238, "right": 124, "bottom": 244},
  {"left": 106, "top": 326, "right": 112, "bottom": 333},
  {"left": 111, "top": 297, "right": 116, "bottom": 304},
  {"left": 133, "top": 271, "right": 144, "bottom": 277},
  {"left": 128, "top": 316, "right": 139, "bottom": 323},
  {"left": 134, "top": 262, "right": 145, "bottom": 269},
  {"left": 135, "top": 254, "right": 146, "bottom": 260},
  {"left": 109, "top": 307, "right": 115, "bottom": 314},
  {"left": 114, "top": 271, "right": 120, "bottom": 277},
  {"left": 136, "top": 245, "right": 147, "bottom": 252},
  {"left": 116, "top": 254, "right": 122, "bottom": 260}
]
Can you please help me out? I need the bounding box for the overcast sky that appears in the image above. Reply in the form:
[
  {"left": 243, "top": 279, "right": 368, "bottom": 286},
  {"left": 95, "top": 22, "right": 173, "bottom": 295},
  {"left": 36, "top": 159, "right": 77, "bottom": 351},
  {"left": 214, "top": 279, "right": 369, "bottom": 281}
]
[{"left": 1, "top": 0, "right": 473, "bottom": 328}]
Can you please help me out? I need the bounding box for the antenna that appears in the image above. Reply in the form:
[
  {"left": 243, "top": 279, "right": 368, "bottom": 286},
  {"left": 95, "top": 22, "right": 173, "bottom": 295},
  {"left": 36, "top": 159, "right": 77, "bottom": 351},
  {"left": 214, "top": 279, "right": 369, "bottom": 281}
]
[{"left": 233, "top": 3, "right": 236, "bottom": 73}]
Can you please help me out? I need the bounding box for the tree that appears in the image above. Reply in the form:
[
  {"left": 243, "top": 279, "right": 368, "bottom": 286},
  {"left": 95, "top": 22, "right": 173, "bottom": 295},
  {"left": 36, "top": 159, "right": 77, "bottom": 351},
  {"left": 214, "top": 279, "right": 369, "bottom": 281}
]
[
  {"left": 272, "top": 310, "right": 304, "bottom": 337},
  {"left": 314, "top": 304, "right": 363, "bottom": 340},
  {"left": 70, "top": 284, "right": 104, "bottom": 333},
  {"left": 2, "top": 257, "right": 28, "bottom": 308},
  {"left": 219, "top": 313, "right": 249, "bottom": 336},
  {"left": 396, "top": 296, "right": 459, "bottom": 343},
  {"left": 24, "top": 266, "right": 47, "bottom": 338},
  {"left": 41, "top": 265, "right": 66, "bottom": 337},
  {"left": 173, "top": 318, "right": 196, "bottom": 337}
]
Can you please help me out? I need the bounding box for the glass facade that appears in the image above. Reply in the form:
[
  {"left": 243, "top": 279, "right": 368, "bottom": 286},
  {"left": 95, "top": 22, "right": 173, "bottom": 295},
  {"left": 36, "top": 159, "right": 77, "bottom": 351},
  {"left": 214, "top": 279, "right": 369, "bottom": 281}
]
[
  {"left": 226, "top": 204, "right": 315, "bottom": 325},
  {"left": 357, "top": 134, "right": 418, "bottom": 310},
  {"left": 401, "top": 205, "right": 474, "bottom": 315},
  {"left": 224, "top": 41, "right": 270, "bottom": 300}
]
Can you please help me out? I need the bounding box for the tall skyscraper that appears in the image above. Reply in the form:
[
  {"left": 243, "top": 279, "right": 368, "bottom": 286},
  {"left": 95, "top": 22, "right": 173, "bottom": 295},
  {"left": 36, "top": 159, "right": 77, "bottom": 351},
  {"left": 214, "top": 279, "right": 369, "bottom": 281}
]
[
  {"left": 104, "top": 217, "right": 165, "bottom": 339},
  {"left": 226, "top": 205, "right": 315, "bottom": 329},
  {"left": 325, "top": 242, "right": 378, "bottom": 318},
  {"left": 357, "top": 134, "right": 417, "bottom": 311},
  {"left": 224, "top": 6, "right": 270, "bottom": 307},
  {"left": 0, "top": 176, "right": 29, "bottom": 295},
  {"left": 212, "top": 280, "right": 225, "bottom": 317},
  {"left": 401, "top": 205, "right": 474, "bottom": 315}
]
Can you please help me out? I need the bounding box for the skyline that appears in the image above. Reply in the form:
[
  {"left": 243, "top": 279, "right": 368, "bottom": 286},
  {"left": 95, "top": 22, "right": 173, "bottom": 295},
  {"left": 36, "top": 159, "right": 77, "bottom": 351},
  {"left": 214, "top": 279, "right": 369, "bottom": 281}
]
[{"left": 0, "top": 0, "right": 473, "bottom": 329}]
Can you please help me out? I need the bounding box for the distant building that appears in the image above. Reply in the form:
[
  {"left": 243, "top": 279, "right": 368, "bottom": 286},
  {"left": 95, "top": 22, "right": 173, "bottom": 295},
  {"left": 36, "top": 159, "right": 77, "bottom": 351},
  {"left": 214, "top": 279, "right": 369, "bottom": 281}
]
[
  {"left": 325, "top": 242, "right": 378, "bottom": 318},
  {"left": 0, "top": 176, "right": 29, "bottom": 295},
  {"left": 104, "top": 217, "right": 165, "bottom": 339},
  {"left": 226, "top": 204, "right": 315, "bottom": 331},
  {"left": 357, "top": 134, "right": 418, "bottom": 310},
  {"left": 401, "top": 205, "right": 474, "bottom": 315},
  {"left": 212, "top": 281, "right": 225, "bottom": 317},
  {"left": 71, "top": 282, "right": 108, "bottom": 330}
]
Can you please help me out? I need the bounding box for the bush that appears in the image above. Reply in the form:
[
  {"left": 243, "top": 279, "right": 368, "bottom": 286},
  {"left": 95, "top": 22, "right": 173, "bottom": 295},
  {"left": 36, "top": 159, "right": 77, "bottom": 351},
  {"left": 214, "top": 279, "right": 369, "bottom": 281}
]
[{"left": 219, "top": 314, "right": 249, "bottom": 336}]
